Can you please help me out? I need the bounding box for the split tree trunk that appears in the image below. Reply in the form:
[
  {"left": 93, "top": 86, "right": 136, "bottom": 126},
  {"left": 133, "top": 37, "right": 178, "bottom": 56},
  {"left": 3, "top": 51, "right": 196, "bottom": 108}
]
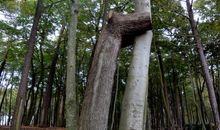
[
  {"left": 186, "top": 0, "right": 220, "bottom": 129},
  {"left": 119, "top": 0, "right": 153, "bottom": 130},
  {"left": 65, "top": 0, "right": 79, "bottom": 129},
  {"left": 10, "top": 0, "right": 44, "bottom": 129},
  {"left": 79, "top": 12, "right": 151, "bottom": 130}
]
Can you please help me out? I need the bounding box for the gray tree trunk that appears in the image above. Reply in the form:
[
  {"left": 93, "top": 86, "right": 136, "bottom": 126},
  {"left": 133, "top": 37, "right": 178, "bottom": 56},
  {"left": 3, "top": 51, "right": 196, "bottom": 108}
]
[
  {"left": 186, "top": 0, "right": 220, "bottom": 129},
  {"left": 65, "top": 0, "right": 79, "bottom": 129},
  {"left": 119, "top": 0, "right": 153, "bottom": 130}
]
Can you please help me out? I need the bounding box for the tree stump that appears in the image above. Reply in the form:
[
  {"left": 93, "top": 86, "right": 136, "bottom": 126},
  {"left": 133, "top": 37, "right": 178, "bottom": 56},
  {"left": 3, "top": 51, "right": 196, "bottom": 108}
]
[{"left": 79, "top": 11, "right": 152, "bottom": 130}]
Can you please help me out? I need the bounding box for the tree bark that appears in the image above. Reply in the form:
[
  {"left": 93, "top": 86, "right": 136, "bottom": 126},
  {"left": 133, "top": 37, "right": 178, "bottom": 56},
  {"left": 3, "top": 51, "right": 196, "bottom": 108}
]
[
  {"left": 119, "top": 0, "right": 153, "bottom": 130},
  {"left": 10, "top": 0, "right": 44, "bottom": 129},
  {"left": 79, "top": 12, "right": 151, "bottom": 130},
  {"left": 186, "top": 0, "right": 220, "bottom": 129},
  {"left": 65, "top": 0, "right": 79, "bottom": 129}
]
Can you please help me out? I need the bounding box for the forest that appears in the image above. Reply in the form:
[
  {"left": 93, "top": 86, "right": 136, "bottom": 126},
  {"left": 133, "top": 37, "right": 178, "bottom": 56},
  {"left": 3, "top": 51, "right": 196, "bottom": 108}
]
[{"left": 0, "top": 0, "right": 220, "bottom": 130}]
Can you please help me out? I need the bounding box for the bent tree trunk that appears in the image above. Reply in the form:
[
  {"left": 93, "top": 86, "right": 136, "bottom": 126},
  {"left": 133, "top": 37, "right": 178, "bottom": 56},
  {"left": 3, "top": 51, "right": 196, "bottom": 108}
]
[
  {"left": 186, "top": 0, "right": 220, "bottom": 129},
  {"left": 10, "top": 0, "right": 44, "bottom": 130},
  {"left": 119, "top": 0, "right": 153, "bottom": 130},
  {"left": 79, "top": 12, "right": 151, "bottom": 130}
]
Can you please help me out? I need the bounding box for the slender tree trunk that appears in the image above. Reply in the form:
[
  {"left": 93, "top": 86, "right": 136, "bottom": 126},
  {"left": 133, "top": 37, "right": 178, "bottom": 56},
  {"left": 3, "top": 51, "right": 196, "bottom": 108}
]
[
  {"left": 32, "top": 39, "right": 45, "bottom": 126},
  {"left": 156, "top": 43, "right": 173, "bottom": 129},
  {"left": 183, "top": 83, "right": 190, "bottom": 124},
  {"left": 186, "top": 0, "right": 220, "bottom": 129},
  {"left": 40, "top": 25, "right": 65, "bottom": 127},
  {"left": 171, "top": 56, "right": 182, "bottom": 129},
  {"left": 65, "top": 0, "right": 79, "bottom": 129},
  {"left": 119, "top": 0, "right": 153, "bottom": 129},
  {"left": 24, "top": 29, "right": 46, "bottom": 125},
  {"left": 79, "top": 12, "right": 151, "bottom": 130},
  {"left": 10, "top": 0, "right": 43, "bottom": 129}
]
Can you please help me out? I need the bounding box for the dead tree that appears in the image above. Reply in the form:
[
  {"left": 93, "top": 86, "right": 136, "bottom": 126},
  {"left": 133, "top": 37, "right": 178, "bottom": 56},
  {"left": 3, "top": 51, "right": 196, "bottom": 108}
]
[{"left": 79, "top": 11, "right": 152, "bottom": 130}]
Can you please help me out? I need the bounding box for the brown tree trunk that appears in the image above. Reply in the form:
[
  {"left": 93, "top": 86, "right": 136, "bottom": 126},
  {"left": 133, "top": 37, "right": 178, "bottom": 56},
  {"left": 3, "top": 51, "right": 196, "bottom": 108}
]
[
  {"left": 10, "top": 0, "right": 44, "bottom": 129},
  {"left": 24, "top": 29, "right": 47, "bottom": 125},
  {"left": 33, "top": 31, "right": 45, "bottom": 126},
  {"left": 156, "top": 43, "right": 174, "bottom": 129},
  {"left": 40, "top": 25, "right": 65, "bottom": 127},
  {"left": 186, "top": 0, "right": 220, "bottom": 129},
  {"left": 79, "top": 12, "right": 151, "bottom": 130}
]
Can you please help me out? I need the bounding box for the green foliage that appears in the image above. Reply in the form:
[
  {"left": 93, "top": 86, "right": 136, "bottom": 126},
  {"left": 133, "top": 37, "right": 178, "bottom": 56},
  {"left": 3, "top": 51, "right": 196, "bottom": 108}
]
[{"left": 0, "top": 0, "right": 220, "bottom": 128}]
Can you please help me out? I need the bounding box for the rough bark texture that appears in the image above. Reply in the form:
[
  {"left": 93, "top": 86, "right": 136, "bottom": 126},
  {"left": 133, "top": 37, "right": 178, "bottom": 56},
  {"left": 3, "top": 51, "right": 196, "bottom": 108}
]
[
  {"left": 79, "top": 12, "right": 151, "bottom": 130},
  {"left": 186, "top": 0, "right": 220, "bottom": 129},
  {"left": 10, "top": 0, "right": 44, "bottom": 129},
  {"left": 119, "top": 0, "right": 153, "bottom": 130},
  {"left": 65, "top": 0, "right": 79, "bottom": 129}
]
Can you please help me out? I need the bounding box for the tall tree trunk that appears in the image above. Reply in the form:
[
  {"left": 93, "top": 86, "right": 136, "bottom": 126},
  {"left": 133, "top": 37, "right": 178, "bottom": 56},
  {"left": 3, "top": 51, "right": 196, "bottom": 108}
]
[
  {"left": 65, "top": 0, "right": 79, "bottom": 129},
  {"left": 119, "top": 0, "right": 153, "bottom": 130},
  {"left": 156, "top": 43, "right": 173, "bottom": 129},
  {"left": 40, "top": 25, "right": 65, "bottom": 127},
  {"left": 34, "top": 33, "right": 45, "bottom": 126},
  {"left": 171, "top": 55, "right": 182, "bottom": 129},
  {"left": 183, "top": 83, "right": 191, "bottom": 124},
  {"left": 24, "top": 29, "right": 46, "bottom": 125},
  {"left": 10, "top": 0, "right": 44, "bottom": 129},
  {"left": 186, "top": 0, "right": 220, "bottom": 129},
  {"left": 79, "top": 12, "right": 151, "bottom": 130}
]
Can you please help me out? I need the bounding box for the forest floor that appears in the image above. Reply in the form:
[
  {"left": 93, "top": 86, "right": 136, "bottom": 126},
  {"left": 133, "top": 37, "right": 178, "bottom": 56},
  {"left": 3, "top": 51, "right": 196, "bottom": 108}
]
[{"left": 0, "top": 126, "right": 65, "bottom": 130}]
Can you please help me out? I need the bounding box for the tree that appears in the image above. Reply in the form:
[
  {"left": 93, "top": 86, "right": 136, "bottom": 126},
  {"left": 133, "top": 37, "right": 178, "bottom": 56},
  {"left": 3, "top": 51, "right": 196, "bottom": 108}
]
[
  {"left": 186, "top": 0, "right": 220, "bottom": 129},
  {"left": 40, "top": 25, "right": 65, "bottom": 127},
  {"left": 10, "top": 0, "right": 44, "bottom": 129},
  {"left": 79, "top": 11, "right": 151, "bottom": 130},
  {"left": 65, "top": 0, "right": 79, "bottom": 129},
  {"left": 119, "top": 0, "right": 153, "bottom": 129}
]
